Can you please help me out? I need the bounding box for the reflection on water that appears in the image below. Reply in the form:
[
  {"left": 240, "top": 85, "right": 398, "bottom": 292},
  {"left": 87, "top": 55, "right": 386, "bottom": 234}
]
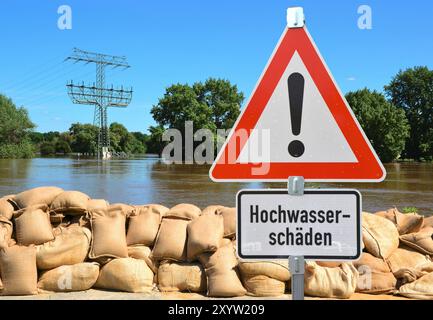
[{"left": 0, "top": 157, "right": 431, "bottom": 215}]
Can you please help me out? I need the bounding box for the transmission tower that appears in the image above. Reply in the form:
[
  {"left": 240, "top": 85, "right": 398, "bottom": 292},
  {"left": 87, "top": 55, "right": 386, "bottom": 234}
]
[{"left": 65, "top": 48, "right": 133, "bottom": 159}]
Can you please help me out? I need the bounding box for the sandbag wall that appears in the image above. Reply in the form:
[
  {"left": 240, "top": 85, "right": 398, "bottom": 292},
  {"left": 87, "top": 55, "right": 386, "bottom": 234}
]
[{"left": 0, "top": 186, "right": 433, "bottom": 299}]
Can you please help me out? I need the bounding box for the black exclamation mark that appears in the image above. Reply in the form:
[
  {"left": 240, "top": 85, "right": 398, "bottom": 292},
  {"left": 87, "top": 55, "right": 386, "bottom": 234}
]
[{"left": 288, "top": 72, "right": 305, "bottom": 158}]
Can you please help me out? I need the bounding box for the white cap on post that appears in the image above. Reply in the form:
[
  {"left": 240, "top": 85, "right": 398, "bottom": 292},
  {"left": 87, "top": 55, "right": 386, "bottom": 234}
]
[{"left": 286, "top": 7, "right": 305, "bottom": 28}]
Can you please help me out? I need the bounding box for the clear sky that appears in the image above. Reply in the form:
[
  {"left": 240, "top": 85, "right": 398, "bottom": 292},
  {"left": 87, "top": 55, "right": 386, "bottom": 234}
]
[{"left": 0, "top": 0, "right": 431, "bottom": 133}]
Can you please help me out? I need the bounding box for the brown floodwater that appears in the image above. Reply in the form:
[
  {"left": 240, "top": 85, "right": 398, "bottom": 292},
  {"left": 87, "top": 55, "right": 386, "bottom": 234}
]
[{"left": 0, "top": 157, "right": 431, "bottom": 215}]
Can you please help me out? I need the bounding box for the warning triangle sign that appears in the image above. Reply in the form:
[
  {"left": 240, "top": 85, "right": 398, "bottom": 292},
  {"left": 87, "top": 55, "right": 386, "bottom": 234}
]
[{"left": 210, "top": 26, "right": 386, "bottom": 182}]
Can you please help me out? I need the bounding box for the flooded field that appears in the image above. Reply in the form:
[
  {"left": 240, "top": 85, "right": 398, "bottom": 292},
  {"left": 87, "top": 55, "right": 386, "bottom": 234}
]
[{"left": 0, "top": 157, "right": 431, "bottom": 215}]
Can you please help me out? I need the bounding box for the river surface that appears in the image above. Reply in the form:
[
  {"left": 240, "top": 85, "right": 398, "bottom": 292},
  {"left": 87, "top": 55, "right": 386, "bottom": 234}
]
[{"left": 0, "top": 157, "right": 431, "bottom": 215}]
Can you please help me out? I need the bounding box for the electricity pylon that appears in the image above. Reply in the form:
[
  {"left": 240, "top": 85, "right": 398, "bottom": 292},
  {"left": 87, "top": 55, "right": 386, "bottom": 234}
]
[{"left": 66, "top": 48, "right": 133, "bottom": 159}]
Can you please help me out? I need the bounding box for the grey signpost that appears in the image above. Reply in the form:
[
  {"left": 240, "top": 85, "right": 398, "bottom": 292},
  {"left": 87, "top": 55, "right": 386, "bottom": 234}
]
[{"left": 287, "top": 176, "right": 305, "bottom": 300}]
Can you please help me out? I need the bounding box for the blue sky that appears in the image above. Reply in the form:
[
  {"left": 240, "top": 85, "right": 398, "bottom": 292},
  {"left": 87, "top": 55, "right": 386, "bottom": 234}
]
[{"left": 0, "top": 0, "right": 431, "bottom": 133}]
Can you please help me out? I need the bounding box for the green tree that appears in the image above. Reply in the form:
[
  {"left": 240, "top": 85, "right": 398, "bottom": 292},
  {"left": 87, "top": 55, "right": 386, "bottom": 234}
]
[
  {"left": 0, "top": 94, "right": 35, "bottom": 158},
  {"left": 384, "top": 66, "right": 433, "bottom": 160},
  {"left": 150, "top": 78, "right": 244, "bottom": 157},
  {"left": 69, "top": 123, "right": 99, "bottom": 154},
  {"left": 40, "top": 141, "right": 56, "bottom": 156},
  {"left": 346, "top": 89, "right": 409, "bottom": 162},
  {"left": 146, "top": 126, "right": 166, "bottom": 155},
  {"left": 55, "top": 140, "right": 72, "bottom": 154},
  {"left": 109, "top": 122, "right": 145, "bottom": 154}
]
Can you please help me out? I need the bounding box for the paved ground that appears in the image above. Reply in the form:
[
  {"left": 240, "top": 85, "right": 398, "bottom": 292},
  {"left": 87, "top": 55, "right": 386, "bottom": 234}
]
[{"left": 0, "top": 289, "right": 410, "bottom": 300}]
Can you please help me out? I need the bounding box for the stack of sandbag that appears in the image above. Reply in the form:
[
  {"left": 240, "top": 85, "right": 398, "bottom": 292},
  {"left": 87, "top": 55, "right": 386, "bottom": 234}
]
[
  {"left": 238, "top": 260, "right": 290, "bottom": 297},
  {"left": 353, "top": 252, "right": 397, "bottom": 294},
  {"left": 304, "top": 261, "right": 359, "bottom": 299},
  {"left": 151, "top": 204, "right": 200, "bottom": 262},
  {"left": 36, "top": 225, "right": 97, "bottom": 292},
  {"left": 199, "top": 239, "right": 246, "bottom": 297},
  {"left": 202, "top": 205, "right": 236, "bottom": 240}
]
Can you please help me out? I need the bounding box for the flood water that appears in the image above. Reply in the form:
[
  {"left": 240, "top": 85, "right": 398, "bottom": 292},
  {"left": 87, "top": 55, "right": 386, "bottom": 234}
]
[{"left": 0, "top": 157, "right": 431, "bottom": 216}]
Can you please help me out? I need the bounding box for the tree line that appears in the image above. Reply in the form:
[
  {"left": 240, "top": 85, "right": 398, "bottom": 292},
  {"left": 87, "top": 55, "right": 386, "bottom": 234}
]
[{"left": 0, "top": 67, "right": 432, "bottom": 162}]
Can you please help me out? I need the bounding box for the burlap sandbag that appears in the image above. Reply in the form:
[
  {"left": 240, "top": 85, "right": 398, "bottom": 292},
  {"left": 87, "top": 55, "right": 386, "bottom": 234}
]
[
  {"left": 354, "top": 252, "right": 396, "bottom": 294},
  {"left": 127, "top": 205, "right": 165, "bottom": 246},
  {"left": 376, "top": 208, "right": 424, "bottom": 235},
  {"left": 242, "top": 275, "right": 286, "bottom": 297},
  {"left": 14, "top": 204, "right": 54, "bottom": 245},
  {"left": 399, "top": 272, "right": 433, "bottom": 300},
  {"left": 0, "top": 197, "right": 15, "bottom": 220},
  {"left": 201, "top": 205, "right": 224, "bottom": 216},
  {"left": 95, "top": 258, "right": 154, "bottom": 293},
  {"left": 89, "top": 205, "right": 128, "bottom": 260},
  {"left": 304, "top": 262, "right": 358, "bottom": 299},
  {"left": 158, "top": 262, "right": 206, "bottom": 292},
  {"left": 36, "top": 225, "right": 91, "bottom": 270},
  {"left": 201, "top": 206, "right": 236, "bottom": 238},
  {"left": 386, "top": 246, "right": 432, "bottom": 273},
  {"left": 393, "top": 262, "right": 433, "bottom": 286},
  {"left": 219, "top": 207, "right": 236, "bottom": 238},
  {"left": 165, "top": 203, "right": 201, "bottom": 220},
  {"left": 187, "top": 214, "right": 224, "bottom": 261},
  {"left": 38, "top": 262, "right": 99, "bottom": 292},
  {"left": 50, "top": 191, "right": 90, "bottom": 215},
  {"left": 0, "top": 217, "right": 13, "bottom": 249},
  {"left": 238, "top": 261, "right": 290, "bottom": 282},
  {"left": 199, "top": 240, "right": 246, "bottom": 297},
  {"left": 0, "top": 245, "right": 38, "bottom": 295},
  {"left": 127, "top": 245, "right": 158, "bottom": 273},
  {"left": 87, "top": 199, "right": 109, "bottom": 211},
  {"left": 12, "top": 186, "right": 63, "bottom": 209},
  {"left": 362, "top": 212, "right": 399, "bottom": 259},
  {"left": 400, "top": 227, "right": 433, "bottom": 255},
  {"left": 151, "top": 218, "right": 189, "bottom": 262},
  {"left": 423, "top": 216, "right": 433, "bottom": 229}
]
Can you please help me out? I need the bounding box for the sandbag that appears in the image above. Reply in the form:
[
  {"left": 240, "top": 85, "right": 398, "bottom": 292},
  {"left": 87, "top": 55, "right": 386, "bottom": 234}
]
[
  {"left": 0, "top": 197, "right": 15, "bottom": 220},
  {"left": 127, "top": 245, "right": 158, "bottom": 273},
  {"left": 111, "top": 203, "right": 136, "bottom": 217},
  {"left": 157, "top": 262, "right": 206, "bottom": 292},
  {"left": 38, "top": 262, "right": 99, "bottom": 292},
  {"left": 399, "top": 272, "right": 433, "bottom": 300},
  {"left": 400, "top": 227, "right": 433, "bottom": 255},
  {"left": 304, "top": 262, "right": 358, "bottom": 299},
  {"left": 199, "top": 240, "right": 246, "bottom": 297},
  {"left": 386, "top": 246, "right": 432, "bottom": 273},
  {"left": 151, "top": 218, "right": 189, "bottom": 262},
  {"left": 423, "top": 216, "right": 433, "bottom": 229},
  {"left": 200, "top": 206, "right": 236, "bottom": 238},
  {"left": 87, "top": 199, "right": 109, "bottom": 211},
  {"left": 165, "top": 203, "right": 201, "bottom": 220},
  {"left": 354, "top": 253, "right": 396, "bottom": 294},
  {"left": 362, "top": 212, "right": 399, "bottom": 259},
  {"left": 393, "top": 262, "right": 433, "bottom": 286},
  {"left": 12, "top": 186, "right": 63, "bottom": 209},
  {"left": 187, "top": 214, "right": 224, "bottom": 261},
  {"left": 238, "top": 261, "right": 290, "bottom": 282},
  {"left": 0, "top": 217, "right": 13, "bottom": 249},
  {"left": 127, "top": 205, "right": 165, "bottom": 246},
  {"left": 376, "top": 208, "right": 424, "bottom": 235},
  {"left": 50, "top": 191, "right": 90, "bottom": 215},
  {"left": 201, "top": 205, "right": 224, "bottom": 216},
  {"left": 36, "top": 225, "right": 91, "bottom": 270},
  {"left": 219, "top": 207, "right": 236, "bottom": 238},
  {"left": 0, "top": 245, "right": 38, "bottom": 295},
  {"left": 14, "top": 204, "right": 54, "bottom": 245},
  {"left": 135, "top": 204, "right": 169, "bottom": 216},
  {"left": 89, "top": 204, "right": 128, "bottom": 260},
  {"left": 95, "top": 258, "right": 154, "bottom": 293},
  {"left": 242, "top": 275, "right": 286, "bottom": 297}
]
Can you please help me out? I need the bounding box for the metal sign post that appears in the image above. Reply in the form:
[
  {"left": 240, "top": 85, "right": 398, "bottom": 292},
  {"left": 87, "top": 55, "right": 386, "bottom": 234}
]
[{"left": 288, "top": 176, "right": 305, "bottom": 300}]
